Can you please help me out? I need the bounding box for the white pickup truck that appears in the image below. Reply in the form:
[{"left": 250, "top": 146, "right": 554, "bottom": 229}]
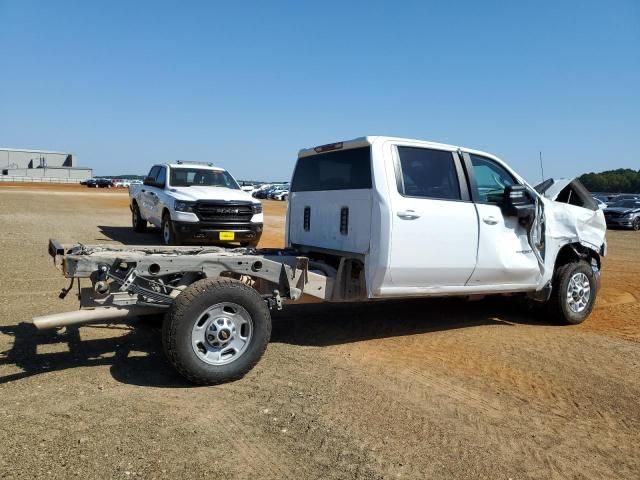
[
  {"left": 129, "top": 161, "right": 263, "bottom": 247},
  {"left": 37, "top": 136, "right": 606, "bottom": 385}
]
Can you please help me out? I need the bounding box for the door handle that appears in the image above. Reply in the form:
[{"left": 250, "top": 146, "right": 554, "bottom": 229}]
[
  {"left": 397, "top": 210, "right": 420, "bottom": 220},
  {"left": 141, "top": 189, "right": 146, "bottom": 192},
  {"left": 483, "top": 216, "right": 499, "bottom": 225},
  {"left": 149, "top": 191, "right": 156, "bottom": 196}
]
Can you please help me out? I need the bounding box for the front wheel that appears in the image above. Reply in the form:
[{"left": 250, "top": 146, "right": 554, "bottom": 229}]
[
  {"left": 632, "top": 218, "right": 640, "bottom": 231},
  {"left": 132, "top": 203, "right": 147, "bottom": 232},
  {"left": 161, "top": 213, "right": 177, "bottom": 245},
  {"left": 547, "top": 260, "right": 597, "bottom": 325},
  {"left": 162, "top": 278, "right": 271, "bottom": 385}
]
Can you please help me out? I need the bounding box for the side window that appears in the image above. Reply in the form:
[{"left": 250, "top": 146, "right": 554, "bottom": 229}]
[
  {"left": 396, "top": 147, "right": 461, "bottom": 200},
  {"left": 147, "top": 166, "right": 160, "bottom": 181},
  {"left": 470, "top": 155, "right": 517, "bottom": 204},
  {"left": 156, "top": 167, "right": 167, "bottom": 187}
]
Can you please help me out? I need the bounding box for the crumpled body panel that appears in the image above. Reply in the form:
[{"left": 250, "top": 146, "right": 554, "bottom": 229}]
[{"left": 538, "top": 197, "right": 607, "bottom": 287}]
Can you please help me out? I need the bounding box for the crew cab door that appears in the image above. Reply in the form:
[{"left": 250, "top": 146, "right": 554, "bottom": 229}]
[
  {"left": 147, "top": 166, "right": 167, "bottom": 225},
  {"left": 388, "top": 145, "right": 478, "bottom": 289},
  {"left": 141, "top": 166, "right": 164, "bottom": 226},
  {"left": 463, "top": 153, "right": 540, "bottom": 287}
]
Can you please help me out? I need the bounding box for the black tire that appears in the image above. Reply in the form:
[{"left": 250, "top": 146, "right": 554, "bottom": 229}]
[
  {"left": 632, "top": 218, "right": 640, "bottom": 231},
  {"left": 131, "top": 203, "right": 147, "bottom": 232},
  {"left": 282, "top": 194, "right": 288, "bottom": 202},
  {"left": 161, "top": 212, "right": 177, "bottom": 245},
  {"left": 162, "top": 278, "right": 271, "bottom": 385},
  {"left": 547, "top": 260, "right": 597, "bottom": 325}
]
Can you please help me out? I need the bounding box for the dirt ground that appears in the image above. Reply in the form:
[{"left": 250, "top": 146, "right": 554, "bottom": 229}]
[{"left": 0, "top": 184, "right": 638, "bottom": 479}]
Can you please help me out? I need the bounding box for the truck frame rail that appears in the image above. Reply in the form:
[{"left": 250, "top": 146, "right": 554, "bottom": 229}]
[{"left": 35, "top": 239, "right": 336, "bottom": 330}]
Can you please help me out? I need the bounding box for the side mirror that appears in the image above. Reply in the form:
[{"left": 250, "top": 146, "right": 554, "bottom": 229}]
[
  {"left": 143, "top": 176, "right": 156, "bottom": 187},
  {"left": 502, "top": 185, "right": 535, "bottom": 218}
]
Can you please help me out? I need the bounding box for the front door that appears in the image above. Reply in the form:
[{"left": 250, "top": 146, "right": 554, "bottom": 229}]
[
  {"left": 464, "top": 153, "right": 540, "bottom": 287},
  {"left": 388, "top": 146, "right": 479, "bottom": 289},
  {"left": 140, "top": 166, "right": 160, "bottom": 222},
  {"left": 146, "top": 166, "right": 166, "bottom": 226}
]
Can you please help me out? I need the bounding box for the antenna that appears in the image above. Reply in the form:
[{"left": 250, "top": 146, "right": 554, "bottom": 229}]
[{"left": 539, "top": 151, "right": 545, "bottom": 183}]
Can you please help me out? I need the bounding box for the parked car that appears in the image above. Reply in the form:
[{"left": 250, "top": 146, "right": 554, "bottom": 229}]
[
  {"left": 273, "top": 190, "right": 289, "bottom": 201},
  {"left": 607, "top": 193, "right": 640, "bottom": 206},
  {"left": 593, "top": 197, "right": 607, "bottom": 210},
  {"left": 129, "top": 161, "right": 263, "bottom": 246},
  {"left": 603, "top": 199, "right": 640, "bottom": 230},
  {"left": 96, "top": 178, "right": 114, "bottom": 188},
  {"left": 252, "top": 185, "right": 276, "bottom": 199},
  {"left": 84, "top": 178, "right": 97, "bottom": 187}
]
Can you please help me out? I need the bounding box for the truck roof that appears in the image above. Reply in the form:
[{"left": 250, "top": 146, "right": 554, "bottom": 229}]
[
  {"left": 160, "top": 162, "right": 225, "bottom": 172},
  {"left": 298, "top": 136, "right": 497, "bottom": 160}
]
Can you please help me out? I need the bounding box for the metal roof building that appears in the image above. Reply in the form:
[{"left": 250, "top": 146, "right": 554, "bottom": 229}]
[{"left": 0, "top": 148, "right": 92, "bottom": 183}]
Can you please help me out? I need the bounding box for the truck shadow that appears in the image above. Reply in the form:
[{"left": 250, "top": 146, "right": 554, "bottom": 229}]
[
  {"left": 270, "top": 296, "right": 551, "bottom": 347},
  {"left": 97, "top": 225, "right": 161, "bottom": 245},
  {"left": 0, "top": 297, "right": 552, "bottom": 388},
  {"left": 0, "top": 320, "right": 187, "bottom": 388}
]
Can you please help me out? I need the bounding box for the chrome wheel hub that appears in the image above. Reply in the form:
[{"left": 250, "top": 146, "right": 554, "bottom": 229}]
[
  {"left": 567, "top": 272, "right": 591, "bottom": 313},
  {"left": 192, "top": 302, "right": 253, "bottom": 365}
]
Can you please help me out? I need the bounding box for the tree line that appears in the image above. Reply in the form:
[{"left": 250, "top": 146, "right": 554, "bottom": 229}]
[{"left": 579, "top": 169, "right": 640, "bottom": 193}]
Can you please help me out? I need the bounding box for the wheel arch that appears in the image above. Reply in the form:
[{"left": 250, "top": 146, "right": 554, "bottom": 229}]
[{"left": 554, "top": 242, "right": 601, "bottom": 271}]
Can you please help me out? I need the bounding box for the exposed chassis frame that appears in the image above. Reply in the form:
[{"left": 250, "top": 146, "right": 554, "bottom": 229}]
[{"left": 34, "top": 239, "right": 336, "bottom": 330}]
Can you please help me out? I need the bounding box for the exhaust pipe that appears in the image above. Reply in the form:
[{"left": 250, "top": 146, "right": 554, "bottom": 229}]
[{"left": 33, "top": 306, "right": 166, "bottom": 330}]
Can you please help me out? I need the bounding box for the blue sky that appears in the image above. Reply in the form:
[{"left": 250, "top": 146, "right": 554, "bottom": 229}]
[{"left": 1, "top": 0, "right": 638, "bottom": 182}]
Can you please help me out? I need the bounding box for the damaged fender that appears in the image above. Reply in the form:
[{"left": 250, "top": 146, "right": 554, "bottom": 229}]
[{"left": 534, "top": 178, "right": 607, "bottom": 290}]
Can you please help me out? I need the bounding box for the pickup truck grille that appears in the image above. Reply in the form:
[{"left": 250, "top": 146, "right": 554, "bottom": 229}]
[{"left": 194, "top": 201, "right": 254, "bottom": 222}]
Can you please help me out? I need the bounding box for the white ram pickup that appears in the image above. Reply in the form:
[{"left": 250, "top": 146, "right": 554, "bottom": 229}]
[
  {"left": 37, "top": 136, "right": 607, "bottom": 385},
  {"left": 129, "top": 162, "right": 263, "bottom": 247}
]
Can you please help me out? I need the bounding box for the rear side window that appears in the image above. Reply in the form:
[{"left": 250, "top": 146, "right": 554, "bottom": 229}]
[
  {"left": 396, "top": 147, "right": 461, "bottom": 200},
  {"left": 291, "top": 147, "right": 372, "bottom": 192}
]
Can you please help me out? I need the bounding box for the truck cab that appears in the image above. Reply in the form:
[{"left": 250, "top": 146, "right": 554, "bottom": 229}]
[
  {"left": 287, "top": 136, "right": 606, "bottom": 304},
  {"left": 129, "top": 162, "right": 263, "bottom": 246}
]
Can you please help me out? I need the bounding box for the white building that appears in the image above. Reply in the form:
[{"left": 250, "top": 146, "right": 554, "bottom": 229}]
[{"left": 0, "top": 148, "right": 92, "bottom": 182}]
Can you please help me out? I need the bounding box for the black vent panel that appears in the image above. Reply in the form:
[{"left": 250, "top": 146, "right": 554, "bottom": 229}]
[{"left": 194, "top": 201, "right": 253, "bottom": 222}]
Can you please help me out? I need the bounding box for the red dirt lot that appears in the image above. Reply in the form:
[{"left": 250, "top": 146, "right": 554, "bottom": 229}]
[{"left": 0, "top": 184, "right": 638, "bottom": 479}]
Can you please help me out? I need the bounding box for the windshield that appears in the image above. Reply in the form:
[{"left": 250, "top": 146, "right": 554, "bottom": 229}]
[
  {"left": 615, "top": 200, "right": 640, "bottom": 208},
  {"left": 169, "top": 168, "right": 240, "bottom": 189}
]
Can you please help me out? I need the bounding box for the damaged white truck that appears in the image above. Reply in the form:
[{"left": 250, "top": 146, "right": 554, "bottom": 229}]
[{"left": 34, "top": 136, "right": 607, "bottom": 385}]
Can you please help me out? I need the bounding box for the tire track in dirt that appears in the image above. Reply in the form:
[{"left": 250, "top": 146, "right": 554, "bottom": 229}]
[{"left": 316, "top": 323, "right": 640, "bottom": 479}]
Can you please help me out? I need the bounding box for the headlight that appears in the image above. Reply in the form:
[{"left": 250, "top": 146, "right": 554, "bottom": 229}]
[
  {"left": 174, "top": 200, "right": 195, "bottom": 213},
  {"left": 252, "top": 203, "right": 263, "bottom": 214}
]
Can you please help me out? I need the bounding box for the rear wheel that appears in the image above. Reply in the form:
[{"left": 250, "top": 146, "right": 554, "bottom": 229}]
[
  {"left": 162, "top": 278, "right": 271, "bottom": 385},
  {"left": 131, "top": 203, "right": 147, "bottom": 232},
  {"left": 547, "top": 260, "right": 597, "bottom": 325},
  {"left": 632, "top": 217, "right": 640, "bottom": 231}
]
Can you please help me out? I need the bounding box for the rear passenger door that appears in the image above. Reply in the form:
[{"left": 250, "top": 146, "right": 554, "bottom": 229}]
[{"left": 388, "top": 146, "right": 479, "bottom": 289}]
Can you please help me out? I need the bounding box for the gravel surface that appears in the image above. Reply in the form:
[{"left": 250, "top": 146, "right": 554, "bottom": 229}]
[{"left": 1, "top": 185, "right": 638, "bottom": 479}]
